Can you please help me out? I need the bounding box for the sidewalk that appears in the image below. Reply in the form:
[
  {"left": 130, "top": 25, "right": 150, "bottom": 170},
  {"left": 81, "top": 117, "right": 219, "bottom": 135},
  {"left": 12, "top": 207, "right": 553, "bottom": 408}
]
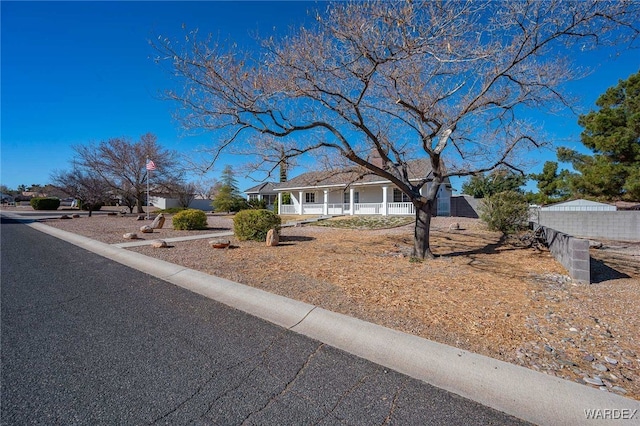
[{"left": 3, "top": 210, "right": 639, "bottom": 425}]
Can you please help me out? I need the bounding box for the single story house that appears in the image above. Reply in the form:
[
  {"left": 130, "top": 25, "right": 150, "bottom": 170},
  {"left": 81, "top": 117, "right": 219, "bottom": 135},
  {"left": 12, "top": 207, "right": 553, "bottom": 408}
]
[
  {"left": 245, "top": 182, "right": 278, "bottom": 210},
  {"left": 270, "top": 160, "right": 452, "bottom": 217}
]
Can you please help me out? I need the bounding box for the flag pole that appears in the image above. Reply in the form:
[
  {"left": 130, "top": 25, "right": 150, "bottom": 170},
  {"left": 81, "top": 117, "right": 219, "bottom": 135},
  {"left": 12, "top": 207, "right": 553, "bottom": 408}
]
[{"left": 146, "top": 158, "right": 150, "bottom": 220}]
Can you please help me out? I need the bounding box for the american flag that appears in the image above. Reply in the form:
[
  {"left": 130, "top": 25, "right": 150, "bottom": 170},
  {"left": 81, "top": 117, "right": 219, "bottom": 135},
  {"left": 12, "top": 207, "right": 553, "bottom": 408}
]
[{"left": 146, "top": 160, "right": 156, "bottom": 171}]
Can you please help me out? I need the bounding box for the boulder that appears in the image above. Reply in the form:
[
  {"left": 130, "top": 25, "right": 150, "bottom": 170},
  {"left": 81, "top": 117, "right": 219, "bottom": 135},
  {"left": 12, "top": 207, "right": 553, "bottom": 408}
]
[
  {"left": 151, "top": 239, "right": 168, "bottom": 248},
  {"left": 107, "top": 212, "right": 117, "bottom": 216},
  {"left": 139, "top": 225, "right": 154, "bottom": 233},
  {"left": 59, "top": 215, "right": 72, "bottom": 220},
  {"left": 136, "top": 215, "right": 145, "bottom": 221},
  {"left": 151, "top": 213, "right": 166, "bottom": 229},
  {"left": 71, "top": 214, "right": 80, "bottom": 218},
  {"left": 266, "top": 228, "right": 280, "bottom": 247},
  {"left": 123, "top": 232, "right": 138, "bottom": 240},
  {"left": 209, "top": 240, "right": 230, "bottom": 249}
]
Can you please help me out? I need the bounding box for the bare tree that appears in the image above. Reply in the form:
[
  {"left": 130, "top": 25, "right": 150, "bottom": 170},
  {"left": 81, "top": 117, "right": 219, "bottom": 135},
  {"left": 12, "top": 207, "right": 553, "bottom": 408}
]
[
  {"left": 170, "top": 181, "right": 197, "bottom": 208},
  {"left": 51, "top": 168, "right": 111, "bottom": 217},
  {"left": 154, "top": 0, "right": 639, "bottom": 259},
  {"left": 72, "top": 133, "right": 183, "bottom": 213}
]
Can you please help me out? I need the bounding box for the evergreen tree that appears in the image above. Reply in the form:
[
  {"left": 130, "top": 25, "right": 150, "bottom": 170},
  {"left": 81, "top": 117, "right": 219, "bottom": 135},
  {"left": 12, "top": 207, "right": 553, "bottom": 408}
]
[
  {"left": 461, "top": 169, "right": 526, "bottom": 198},
  {"left": 559, "top": 71, "right": 640, "bottom": 201},
  {"left": 528, "top": 161, "right": 573, "bottom": 204},
  {"left": 212, "top": 165, "right": 247, "bottom": 213}
]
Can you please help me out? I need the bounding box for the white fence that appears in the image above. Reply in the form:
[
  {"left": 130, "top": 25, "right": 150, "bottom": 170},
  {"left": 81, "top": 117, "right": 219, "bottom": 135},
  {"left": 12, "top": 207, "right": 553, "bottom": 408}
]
[
  {"left": 280, "top": 205, "right": 297, "bottom": 215},
  {"left": 387, "top": 202, "right": 415, "bottom": 215},
  {"left": 302, "top": 203, "right": 324, "bottom": 215},
  {"left": 279, "top": 202, "right": 416, "bottom": 216}
]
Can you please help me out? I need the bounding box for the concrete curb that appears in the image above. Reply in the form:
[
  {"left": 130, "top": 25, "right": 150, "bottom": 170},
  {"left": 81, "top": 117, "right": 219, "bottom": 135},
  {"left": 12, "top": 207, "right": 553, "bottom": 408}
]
[{"left": 21, "top": 219, "right": 640, "bottom": 425}]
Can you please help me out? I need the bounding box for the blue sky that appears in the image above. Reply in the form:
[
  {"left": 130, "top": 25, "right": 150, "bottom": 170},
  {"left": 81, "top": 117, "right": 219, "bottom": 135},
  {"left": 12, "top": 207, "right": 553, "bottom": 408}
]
[{"left": 1, "top": 1, "right": 638, "bottom": 193}]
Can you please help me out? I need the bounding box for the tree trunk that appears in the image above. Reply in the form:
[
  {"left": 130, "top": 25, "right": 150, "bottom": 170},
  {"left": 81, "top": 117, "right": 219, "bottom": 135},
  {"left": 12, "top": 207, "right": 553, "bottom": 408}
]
[
  {"left": 136, "top": 197, "right": 144, "bottom": 214},
  {"left": 412, "top": 200, "right": 434, "bottom": 259}
]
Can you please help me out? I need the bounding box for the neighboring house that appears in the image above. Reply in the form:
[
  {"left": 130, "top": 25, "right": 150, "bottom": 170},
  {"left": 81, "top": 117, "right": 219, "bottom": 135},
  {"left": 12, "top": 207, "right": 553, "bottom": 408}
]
[
  {"left": 539, "top": 199, "right": 616, "bottom": 211},
  {"left": 273, "top": 160, "right": 452, "bottom": 217},
  {"left": 245, "top": 182, "right": 278, "bottom": 210},
  {"left": 149, "top": 195, "right": 214, "bottom": 211}
]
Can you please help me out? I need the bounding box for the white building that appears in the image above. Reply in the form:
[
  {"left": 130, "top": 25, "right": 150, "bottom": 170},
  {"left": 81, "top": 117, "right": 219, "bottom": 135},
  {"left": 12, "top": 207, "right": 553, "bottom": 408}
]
[{"left": 273, "top": 160, "right": 452, "bottom": 217}]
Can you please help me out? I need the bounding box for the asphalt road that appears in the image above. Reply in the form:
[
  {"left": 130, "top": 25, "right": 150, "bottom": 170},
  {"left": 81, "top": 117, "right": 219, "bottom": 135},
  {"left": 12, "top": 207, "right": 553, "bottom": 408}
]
[{"left": 1, "top": 217, "right": 528, "bottom": 425}]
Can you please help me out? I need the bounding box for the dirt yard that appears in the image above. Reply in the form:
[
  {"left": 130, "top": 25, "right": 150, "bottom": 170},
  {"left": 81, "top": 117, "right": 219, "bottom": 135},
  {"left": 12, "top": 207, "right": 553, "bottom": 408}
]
[{"left": 38, "top": 208, "right": 640, "bottom": 400}]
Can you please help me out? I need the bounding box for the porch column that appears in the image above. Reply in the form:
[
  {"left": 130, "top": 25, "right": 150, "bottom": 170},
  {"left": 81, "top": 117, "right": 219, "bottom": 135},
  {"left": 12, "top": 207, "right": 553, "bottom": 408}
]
[
  {"left": 298, "top": 191, "right": 303, "bottom": 215},
  {"left": 349, "top": 187, "right": 355, "bottom": 216},
  {"left": 323, "top": 190, "right": 328, "bottom": 216},
  {"left": 277, "top": 192, "right": 282, "bottom": 215},
  {"left": 382, "top": 186, "right": 388, "bottom": 216}
]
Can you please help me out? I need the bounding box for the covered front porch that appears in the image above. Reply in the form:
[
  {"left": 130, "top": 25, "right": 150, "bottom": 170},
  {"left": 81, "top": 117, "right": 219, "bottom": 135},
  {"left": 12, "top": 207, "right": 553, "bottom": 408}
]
[{"left": 278, "top": 184, "right": 450, "bottom": 217}]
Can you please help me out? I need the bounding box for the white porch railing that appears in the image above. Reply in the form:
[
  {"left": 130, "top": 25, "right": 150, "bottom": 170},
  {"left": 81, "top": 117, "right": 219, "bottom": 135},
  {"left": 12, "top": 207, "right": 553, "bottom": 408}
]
[
  {"left": 327, "top": 204, "right": 347, "bottom": 215},
  {"left": 279, "top": 202, "right": 415, "bottom": 216},
  {"left": 387, "top": 202, "right": 415, "bottom": 215},
  {"left": 354, "top": 203, "right": 383, "bottom": 215},
  {"left": 280, "top": 205, "right": 297, "bottom": 215},
  {"left": 302, "top": 203, "right": 324, "bottom": 215}
]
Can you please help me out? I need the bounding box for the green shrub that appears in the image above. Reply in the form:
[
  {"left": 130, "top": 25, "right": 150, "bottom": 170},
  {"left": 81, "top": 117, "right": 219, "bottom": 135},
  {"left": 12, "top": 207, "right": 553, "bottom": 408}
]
[
  {"left": 30, "top": 197, "right": 61, "bottom": 210},
  {"left": 172, "top": 209, "right": 208, "bottom": 230},
  {"left": 478, "top": 190, "right": 530, "bottom": 234},
  {"left": 233, "top": 209, "right": 281, "bottom": 241}
]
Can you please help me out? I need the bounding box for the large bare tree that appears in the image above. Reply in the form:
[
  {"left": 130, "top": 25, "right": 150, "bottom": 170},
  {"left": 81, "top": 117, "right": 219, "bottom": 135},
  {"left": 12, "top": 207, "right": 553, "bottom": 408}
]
[
  {"left": 154, "top": 0, "right": 638, "bottom": 258},
  {"left": 72, "top": 133, "right": 183, "bottom": 213}
]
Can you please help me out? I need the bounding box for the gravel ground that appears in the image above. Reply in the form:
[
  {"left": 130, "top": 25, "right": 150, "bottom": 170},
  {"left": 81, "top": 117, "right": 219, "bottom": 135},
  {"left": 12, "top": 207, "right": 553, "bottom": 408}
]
[{"left": 36, "top": 207, "right": 640, "bottom": 400}]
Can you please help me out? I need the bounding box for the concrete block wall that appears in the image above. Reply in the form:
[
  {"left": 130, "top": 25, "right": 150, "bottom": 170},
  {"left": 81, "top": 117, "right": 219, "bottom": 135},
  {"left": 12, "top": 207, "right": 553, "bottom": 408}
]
[
  {"left": 537, "top": 226, "right": 591, "bottom": 284},
  {"left": 533, "top": 211, "right": 639, "bottom": 241}
]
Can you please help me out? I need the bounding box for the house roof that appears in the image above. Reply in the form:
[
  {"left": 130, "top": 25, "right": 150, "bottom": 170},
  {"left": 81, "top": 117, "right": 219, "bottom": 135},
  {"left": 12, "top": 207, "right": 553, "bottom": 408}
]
[
  {"left": 540, "top": 199, "right": 616, "bottom": 211},
  {"left": 245, "top": 182, "right": 278, "bottom": 194},
  {"left": 273, "top": 159, "right": 439, "bottom": 191}
]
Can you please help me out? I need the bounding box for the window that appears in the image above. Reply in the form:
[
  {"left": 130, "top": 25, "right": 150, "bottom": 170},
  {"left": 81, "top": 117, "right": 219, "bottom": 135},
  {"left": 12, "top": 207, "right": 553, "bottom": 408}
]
[
  {"left": 343, "top": 191, "right": 359, "bottom": 203},
  {"left": 248, "top": 194, "right": 259, "bottom": 201},
  {"left": 305, "top": 192, "right": 315, "bottom": 203},
  {"left": 393, "top": 188, "right": 410, "bottom": 202}
]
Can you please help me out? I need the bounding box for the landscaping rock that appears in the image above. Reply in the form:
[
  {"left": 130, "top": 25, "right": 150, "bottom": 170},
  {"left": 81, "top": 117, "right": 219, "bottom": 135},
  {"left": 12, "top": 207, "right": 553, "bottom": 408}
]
[
  {"left": 151, "top": 213, "right": 166, "bottom": 229},
  {"left": 593, "top": 363, "right": 608, "bottom": 372},
  {"left": 140, "top": 225, "right": 153, "bottom": 233},
  {"left": 266, "top": 228, "right": 280, "bottom": 247},
  {"left": 151, "top": 239, "right": 168, "bottom": 248},
  {"left": 60, "top": 215, "right": 72, "bottom": 219},
  {"left": 604, "top": 356, "right": 618, "bottom": 365},
  {"left": 72, "top": 214, "right": 80, "bottom": 218},
  {"left": 612, "top": 386, "right": 627, "bottom": 394},
  {"left": 137, "top": 215, "right": 145, "bottom": 221},
  {"left": 107, "top": 212, "right": 117, "bottom": 216},
  {"left": 209, "top": 240, "right": 230, "bottom": 249},
  {"left": 584, "top": 377, "right": 604, "bottom": 386},
  {"left": 123, "top": 232, "right": 138, "bottom": 240}
]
